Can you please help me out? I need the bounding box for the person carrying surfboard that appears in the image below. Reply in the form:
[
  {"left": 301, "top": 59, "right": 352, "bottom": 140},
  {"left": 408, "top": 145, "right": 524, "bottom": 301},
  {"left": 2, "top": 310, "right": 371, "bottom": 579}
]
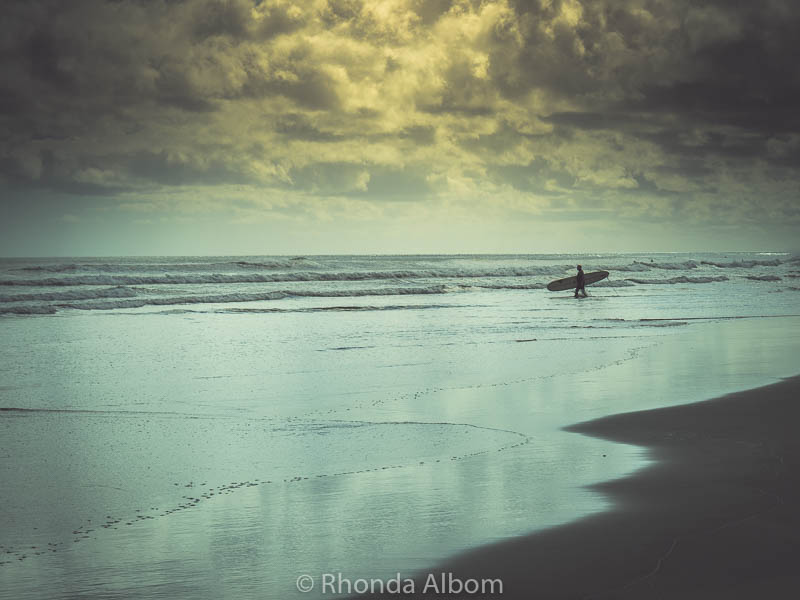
[
  {"left": 546, "top": 268, "right": 608, "bottom": 293},
  {"left": 574, "top": 265, "right": 587, "bottom": 298}
]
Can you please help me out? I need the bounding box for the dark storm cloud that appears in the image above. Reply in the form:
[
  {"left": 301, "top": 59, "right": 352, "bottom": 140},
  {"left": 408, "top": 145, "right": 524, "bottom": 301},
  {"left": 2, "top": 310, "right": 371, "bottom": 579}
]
[
  {"left": 628, "top": 4, "right": 800, "bottom": 134},
  {"left": 505, "top": 1, "right": 800, "bottom": 163},
  {"left": 0, "top": 0, "right": 331, "bottom": 192}
]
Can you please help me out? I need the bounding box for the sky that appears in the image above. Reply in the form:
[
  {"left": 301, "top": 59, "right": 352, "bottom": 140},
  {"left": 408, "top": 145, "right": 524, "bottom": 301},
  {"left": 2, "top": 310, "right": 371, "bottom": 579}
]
[{"left": 1, "top": 0, "right": 799, "bottom": 256}]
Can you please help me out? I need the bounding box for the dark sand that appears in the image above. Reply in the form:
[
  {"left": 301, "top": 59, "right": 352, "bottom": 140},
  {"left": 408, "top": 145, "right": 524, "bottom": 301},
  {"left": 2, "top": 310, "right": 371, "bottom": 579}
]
[{"left": 364, "top": 376, "right": 800, "bottom": 599}]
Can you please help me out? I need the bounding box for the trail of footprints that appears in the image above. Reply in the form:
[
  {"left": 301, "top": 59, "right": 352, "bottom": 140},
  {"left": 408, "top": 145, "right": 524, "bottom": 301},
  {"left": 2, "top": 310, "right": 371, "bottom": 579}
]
[
  {"left": 3, "top": 372, "right": 538, "bottom": 568},
  {"left": 0, "top": 541, "right": 67, "bottom": 565}
]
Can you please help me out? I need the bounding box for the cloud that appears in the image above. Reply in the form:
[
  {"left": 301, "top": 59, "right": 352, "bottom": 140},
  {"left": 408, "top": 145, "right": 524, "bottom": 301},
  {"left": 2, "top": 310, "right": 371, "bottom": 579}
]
[{"left": 0, "top": 0, "right": 799, "bottom": 239}]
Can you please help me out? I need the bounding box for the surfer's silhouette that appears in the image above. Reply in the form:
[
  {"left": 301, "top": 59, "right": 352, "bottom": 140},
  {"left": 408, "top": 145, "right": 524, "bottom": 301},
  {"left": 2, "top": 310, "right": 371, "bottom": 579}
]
[{"left": 574, "top": 265, "right": 587, "bottom": 298}]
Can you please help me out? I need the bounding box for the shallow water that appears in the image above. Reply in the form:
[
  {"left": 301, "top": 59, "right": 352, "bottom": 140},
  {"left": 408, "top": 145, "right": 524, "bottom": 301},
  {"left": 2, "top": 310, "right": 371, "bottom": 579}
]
[{"left": 1, "top": 254, "right": 799, "bottom": 599}]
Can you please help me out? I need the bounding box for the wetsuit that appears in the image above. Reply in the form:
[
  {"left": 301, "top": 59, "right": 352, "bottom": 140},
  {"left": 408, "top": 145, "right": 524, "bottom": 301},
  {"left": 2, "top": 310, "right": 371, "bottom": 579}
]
[{"left": 575, "top": 270, "right": 586, "bottom": 297}]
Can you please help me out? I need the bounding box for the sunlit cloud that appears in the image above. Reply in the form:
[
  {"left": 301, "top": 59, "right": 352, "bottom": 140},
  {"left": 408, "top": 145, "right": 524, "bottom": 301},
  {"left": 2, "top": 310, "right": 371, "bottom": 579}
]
[{"left": 1, "top": 0, "right": 799, "bottom": 254}]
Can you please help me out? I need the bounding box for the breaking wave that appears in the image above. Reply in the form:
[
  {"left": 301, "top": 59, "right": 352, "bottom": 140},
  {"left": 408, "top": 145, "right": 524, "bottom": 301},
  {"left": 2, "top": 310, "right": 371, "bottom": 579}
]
[
  {"left": 626, "top": 276, "right": 729, "bottom": 285},
  {"left": 701, "top": 259, "right": 782, "bottom": 268},
  {"left": 0, "top": 286, "right": 453, "bottom": 314},
  {"left": 0, "top": 286, "right": 140, "bottom": 303}
]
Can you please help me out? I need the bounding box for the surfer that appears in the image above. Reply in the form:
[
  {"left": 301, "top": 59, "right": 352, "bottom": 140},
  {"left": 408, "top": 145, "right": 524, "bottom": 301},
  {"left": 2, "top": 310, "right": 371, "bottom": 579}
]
[{"left": 574, "top": 265, "right": 587, "bottom": 298}]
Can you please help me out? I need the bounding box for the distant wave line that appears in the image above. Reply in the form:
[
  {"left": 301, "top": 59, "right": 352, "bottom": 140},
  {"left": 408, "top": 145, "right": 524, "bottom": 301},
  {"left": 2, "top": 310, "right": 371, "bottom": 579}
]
[{"left": 8, "top": 258, "right": 318, "bottom": 273}]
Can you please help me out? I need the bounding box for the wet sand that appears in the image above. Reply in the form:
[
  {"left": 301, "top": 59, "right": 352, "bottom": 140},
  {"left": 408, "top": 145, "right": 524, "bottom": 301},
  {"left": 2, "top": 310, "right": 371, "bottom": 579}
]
[{"left": 365, "top": 375, "right": 800, "bottom": 599}]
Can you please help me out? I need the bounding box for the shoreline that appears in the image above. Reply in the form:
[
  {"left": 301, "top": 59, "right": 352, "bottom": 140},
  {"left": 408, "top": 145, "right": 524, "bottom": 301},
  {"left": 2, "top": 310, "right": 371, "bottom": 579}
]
[
  {"left": 3, "top": 308, "right": 799, "bottom": 599},
  {"left": 362, "top": 375, "right": 800, "bottom": 599}
]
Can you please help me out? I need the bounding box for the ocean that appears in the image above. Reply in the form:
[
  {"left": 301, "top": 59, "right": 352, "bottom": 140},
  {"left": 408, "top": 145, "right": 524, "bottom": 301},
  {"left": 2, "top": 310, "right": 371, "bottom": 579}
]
[{"left": 1, "top": 253, "right": 799, "bottom": 599}]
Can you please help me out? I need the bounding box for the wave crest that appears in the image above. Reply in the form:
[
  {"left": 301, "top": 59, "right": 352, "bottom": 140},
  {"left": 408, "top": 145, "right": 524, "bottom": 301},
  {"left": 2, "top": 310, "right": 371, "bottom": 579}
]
[
  {"left": 701, "top": 259, "right": 782, "bottom": 268},
  {"left": 0, "top": 286, "right": 139, "bottom": 303},
  {"left": 0, "top": 285, "right": 452, "bottom": 314},
  {"left": 627, "top": 276, "right": 729, "bottom": 285}
]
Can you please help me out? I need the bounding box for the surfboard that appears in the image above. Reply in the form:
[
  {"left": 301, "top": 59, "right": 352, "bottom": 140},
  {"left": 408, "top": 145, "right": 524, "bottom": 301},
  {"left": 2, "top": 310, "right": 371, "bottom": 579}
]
[{"left": 546, "top": 270, "right": 609, "bottom": 292}]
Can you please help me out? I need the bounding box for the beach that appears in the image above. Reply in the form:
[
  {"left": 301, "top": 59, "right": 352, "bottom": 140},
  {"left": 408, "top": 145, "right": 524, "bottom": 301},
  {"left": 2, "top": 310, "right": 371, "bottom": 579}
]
[
  {"left": 1, "top": 254, "right": 799, "bottom": 599},
  {"left": 4, "top": 1, "right": 799, "bottom": 595},
  {"left": 380, "top": 375, "right": 800, "bottom": 599}
]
